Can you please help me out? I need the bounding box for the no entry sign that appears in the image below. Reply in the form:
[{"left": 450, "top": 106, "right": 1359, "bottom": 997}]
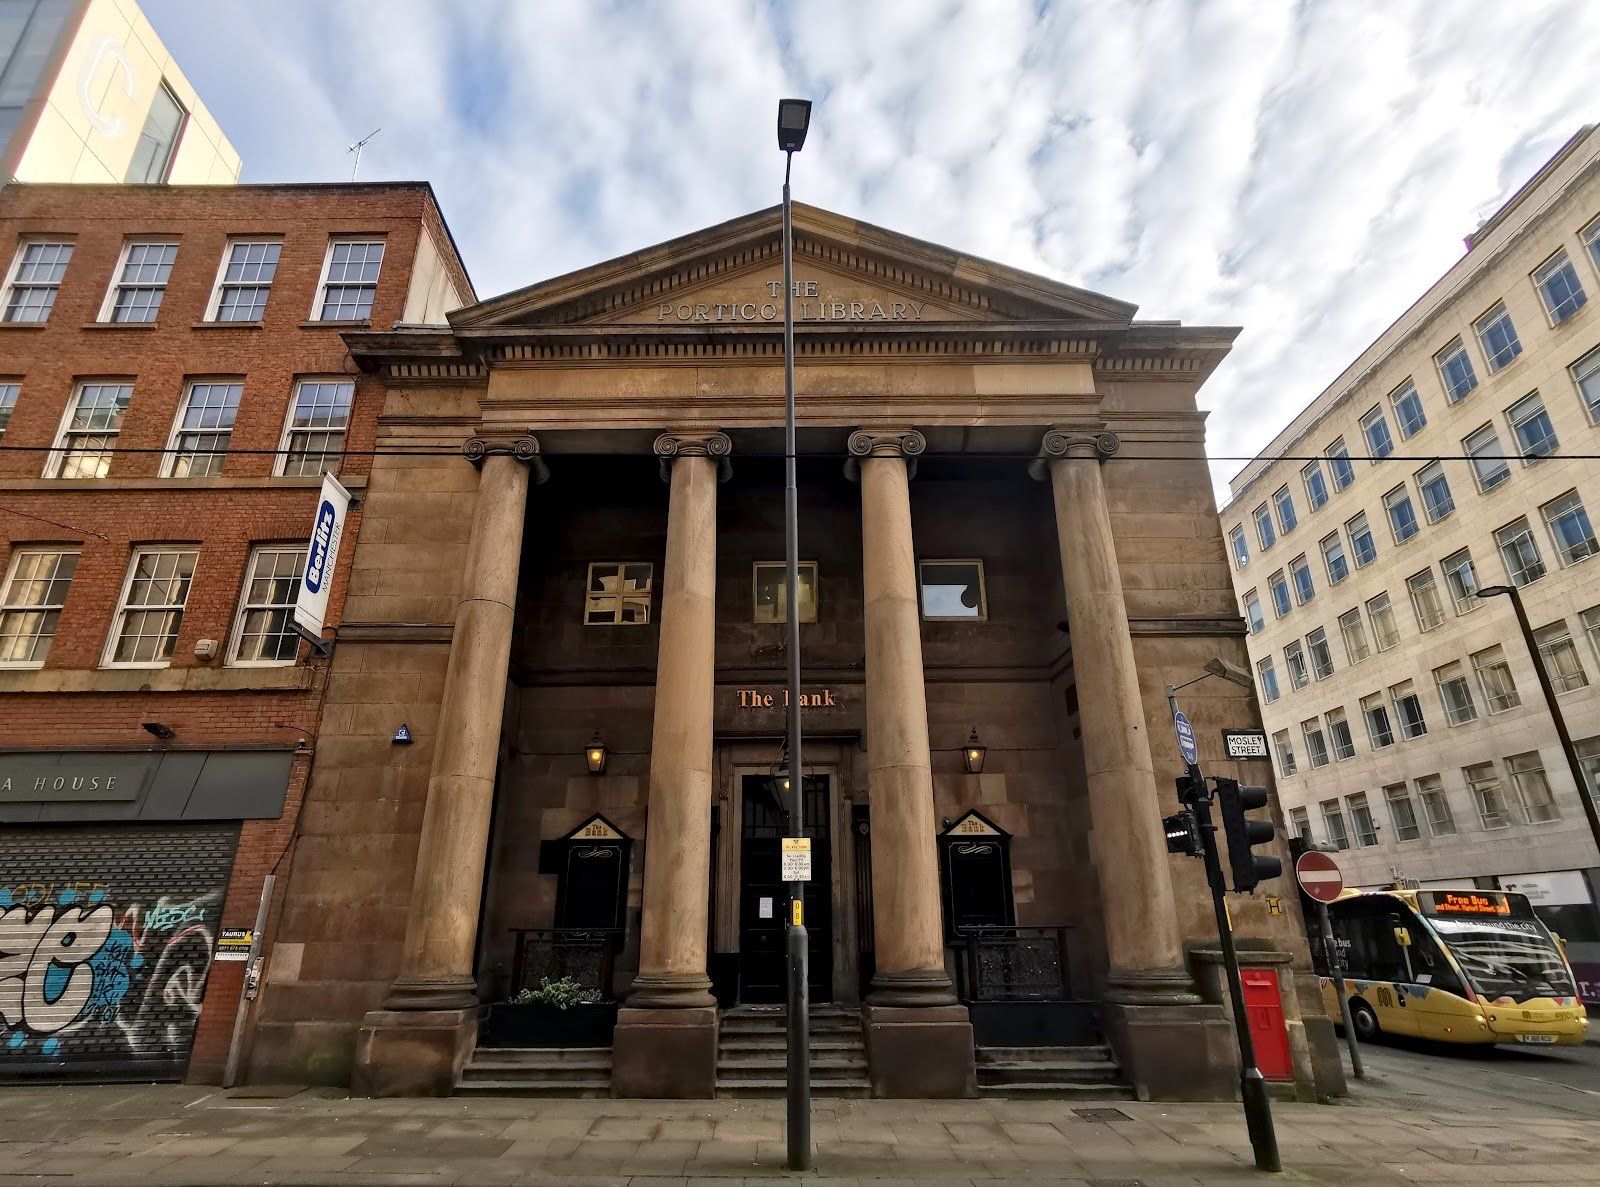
[{"left": 1295, "top": 851, "right": 1344, "bottom": 903}]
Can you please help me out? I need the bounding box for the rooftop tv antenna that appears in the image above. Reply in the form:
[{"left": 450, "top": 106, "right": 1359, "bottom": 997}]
[{"left": 347, "top": 127, "right": 381, "bottom": 180}]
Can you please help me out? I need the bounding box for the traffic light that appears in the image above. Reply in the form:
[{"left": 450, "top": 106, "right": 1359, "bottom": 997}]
[
  {"left": 1214, "top": 777, "right": 1282, "bottom": 892},
  {"left": 1174, "top": 771, "right": 1206, "bottom": 807},
  {"left": 1163, "top": 810, "right": 1202, "bottom": 857}
]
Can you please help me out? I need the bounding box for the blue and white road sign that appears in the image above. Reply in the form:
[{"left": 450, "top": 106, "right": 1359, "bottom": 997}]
[{"left": 1173, "top": 710, "right": 1199, "bottom": 765}]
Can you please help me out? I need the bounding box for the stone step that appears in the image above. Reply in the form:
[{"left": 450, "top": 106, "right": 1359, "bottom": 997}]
[
  {"left": 454, "top": 1078, "right": 612, "bottom": 1098},
  {"left": 717, "top": 1058, "right": 866, "bottom": 1079},
  {"left": 468, "top": 1047, "right": 614, "bottom": 1067},
  {"left": 976, "top": 1045, "right": 1113, "bottom": 1063},
  {"left": 719, "top": 1018, "right": 859, "bottom": 1035},
  {"left": 715, "top": 1078, "right": 872, "bottom": 1099},
  {"left": 978, "top": 1081, "right": 1135, "bottom": 1099},
  {"left": 976, "top": 1062, "right": 1120, "bottom": 1086},
  {"left": 718, "top": 1037, "right": 862, "bottom": 1054},
  {"left": 463, "top": 1059, "right": 612, "bottom": 1078}
]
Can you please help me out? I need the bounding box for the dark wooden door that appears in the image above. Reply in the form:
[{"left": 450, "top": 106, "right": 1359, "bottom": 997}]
[{"left": 738, "top": 774, "right": 832, "bottom": 1002}]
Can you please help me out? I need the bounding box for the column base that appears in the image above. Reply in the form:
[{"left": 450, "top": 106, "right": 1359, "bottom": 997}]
[
  {"left": 1102, "top": 999, "right": 1235, "bottom": 1101},
  {"left": 351, "top": 1007, "right": 480, "bottom": 1097},
  {"left": 625, "top": 971, "right": 717, "bottom": 1009},
  {"left": 862, "top": 1004, "right": 977, "bottom": 1098},
  {"left": 866, "top": 967, "right": 957, "bottom": 1007},
  {"left": 610, "top": 1006, "right": 718, "bottom": 1098},
  {"left": 1104, "top": 966, "right": 1203, "bottom": 1007},
  {"left": 383, "top": 975, "right": 480, "bottom": 1011}
]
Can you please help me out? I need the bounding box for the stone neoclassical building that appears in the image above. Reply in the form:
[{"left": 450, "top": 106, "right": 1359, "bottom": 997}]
[{"left": 248, "top": 204, "right": 1342, "bottom": 1101}]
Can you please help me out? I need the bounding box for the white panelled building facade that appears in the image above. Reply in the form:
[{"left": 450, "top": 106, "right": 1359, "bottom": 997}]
[{"left": 1221, "top": 126, "right": 1600, "bottom": 1005}]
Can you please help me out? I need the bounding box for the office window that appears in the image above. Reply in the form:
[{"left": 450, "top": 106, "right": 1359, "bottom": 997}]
[
  {"left": 163, "top": 380, "right": 243, "bottom": 478},
  {"left": 0, "top": 549, "right": 78, "bottom": 666},
  {"left": 1284, "top": 640, "right": 1310, "bottom": 690},
  {"left": 1533, "top": 622, "right": 1588, "bottom": 694},
  {"left": 1274, "top": 731, "right": 1298, "bottom": 778},
  {"left": 1367, "top": 592, "right": 1400, "bottom": 651},
  {"left": 1362, "top": 692, "right": 1395, "bottom": 749},
  {"left": 126, "top": 82, "right": 186, "bottom": 183},
  {"left": 1540, "top": 491, "right": 1599, "bottom": 565},
  {"left": 1507, "top": 752, "right": 1558, "bottom": 823},
  {"left": 278, "top": 379, "right": 354, "bottom": 477},
  {"left": 1464, "top": 762, "right": 1511, "bottom": 829},
  {"left": 1406, "top": 569, "right": 1446, "bottom": 632},
  {"left": 101, "top": 241, "right": 178, "bottom": 324},
  {"left": 0, "top": 382, "right": 17, "bottom": 439},
  {"left": 1434, "top": 661, "right": 1478, "bottom": 726},
  {"left": 229, "top": 547, "right": 308, "bottom": 665},
  {"left": 1391, "top": 679, "right": 1427, "bottom": 739},
  {"left": 1253, "top": 504, "right": 1276, "bottom": 550},
  {"left": 1581, "top": 739, "right": 1600, "bottom": 804},
  {"left": 2, "top": 240, "right": 73, "bottom": 323},
  {"left": 1583, "top": 215, "right": 1600, "bottom": 274},
  {"left": 1390, "top": 380, "right": 1427, "bottom": 438},
  {"left": 1288, "top": 554, "right": 1315, "bottom": 604},
  {"left": 585, "top": 562, "right": 653, "bottom": 625},
  {"left": 1303, "top": 719, "right": 1330, "bottom": 769},
  {"left": 1320, "top": 533, "right": 1348, "bottom": 585},
  {"left": 1326, "top": 438, "right": 1355, "bottom": 490},
  {"left": 1435, "top": 337, "right": 1478, "bottom": 403},
  {"left": 1472, "top": 645, "right": 1521, "bottom": 713},
  {"left": 1256, "top": 656, "right": 1280, "bottom": 704},
  {"left": 1572, "top": 345, "right": 1600, "bottom": 423},
  {"left": 1495, "top": 517, "right": 1546, "bottom": 586},
  {"left": 1229, "top": 524, "right": 1249, "bottom": 569},
  {"left": 105, "top": 547, "right": 197, "bottom": 666},
  {"left": 1360, "top": 406, "right": 1394, "bottom": 459},
  {"left": 1348, "top": 792, "right": 1378, "bottom": 846},
  {"left": 1327, "top": 709, "right": 1356, "bottom": 760},
  {"left": 1415, "top": 461, "right": 1453, "bottom": 523},
  {"left": 209, "top": 239, "right": 282, "bottom": 322},
  {"left": 1475, "top": 302, "right": 1522, "bottom": 371},
  {"left": 1346, "top": 512, "right": 1377, "bottom": 567},
  {"left": 1268, "top": 570, "right": 1291, "bottom": 618},
  {"left": 48, "top": 381, "right": 132, "bottom": 479},
  {"left": 1385, "top": 784, "right": 1421, "bottom": 842},
  {"left": 755, "top": 561, "right": 818, "bottom": 623},
  {"left": 1533, "top": 249, "right": 1586, "bottom": 324},
  {"left": 1307, "top": 627, "right": 1335, "bottom": 680},
  {"left": 1288, "top": 806, "right": 1311, "bottom": 840},
  {"left": 1320, "top": 799, "right": 1349, "bottom": 850},
  {"left": 1302, "top": 460, "right": 1329, "bottom": 510},
  {"left": 1383, "top": 484, "right": 1418, "bottom": 543},
  {"left": 1337, "top": 608, "right": 1370, "bottom": 665},
  {"left": 920, "top": 560, "right": 985, "bottom": 620},
  {"left": 1243, "top": 590, "right": 1264, "bottom": 635},
  {"left": 1508, "top": 392, "right": 1557, "bottom": 459},
  {"left": 1416, "top": 775, "right": 1456, "bottom": 837},
  {"left": 1441, "top": 549, "right": 1479, "bottom": 615},
  {"left": 1463, "top": 423, "right": 1511, "bottom": 492},
  {"left": 1273, "top": 486, "right": 1297, "bottom": 534},
  {"left": 315, "top": 239, "right": 384, "bottom": 321},
  {"left": 1583, "top": 606, "right": 1600, "bottom": 673}
]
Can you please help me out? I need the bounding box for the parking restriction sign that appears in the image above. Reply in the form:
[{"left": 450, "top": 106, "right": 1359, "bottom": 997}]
[{"left": 781, "top": 836, "right": 812, "bottom": 882}]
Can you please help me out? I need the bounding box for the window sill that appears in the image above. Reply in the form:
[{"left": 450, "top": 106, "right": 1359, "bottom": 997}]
[
  {"left": 299, "top": 319, "right": 371, "bottom": 330},
  {"left": 0, "top": 321, "right": 49, "bottom": 331},
  {"left": 81, "top": 321, "right": 159, "bottom": 331},
  {"left": 192, "top": 320, "right": 263, "bottom": 330},
  {"left": 0, "top": 666, "right": 315, "bottom": 693}
]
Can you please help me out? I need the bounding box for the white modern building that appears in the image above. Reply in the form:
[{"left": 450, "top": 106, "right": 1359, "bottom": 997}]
[{"left": 1221, "top": 126, "right": 1600, "bottom": 1005}]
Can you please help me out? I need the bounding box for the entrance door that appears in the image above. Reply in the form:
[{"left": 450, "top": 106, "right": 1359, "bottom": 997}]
[{"left": 738, "top": 774, "right": 832, "bottom": 1002}]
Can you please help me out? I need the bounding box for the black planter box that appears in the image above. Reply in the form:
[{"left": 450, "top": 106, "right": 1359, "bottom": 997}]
[{"left": 480, "top": 1001, "right": 618, "bottom": 1048}]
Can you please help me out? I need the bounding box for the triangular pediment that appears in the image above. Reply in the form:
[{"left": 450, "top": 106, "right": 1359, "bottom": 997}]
[
  {"left": 941, "top": 810, "right": 1007, "bottom": 838},
  {"left": 565, "top": 814, "right": 628, "bottom": 842},
  {"left": 450, "top": 203, "right": 1137, "bottom": 331}
]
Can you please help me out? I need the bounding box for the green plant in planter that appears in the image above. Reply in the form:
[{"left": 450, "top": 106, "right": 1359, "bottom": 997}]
[{"left": 513, "top": 976, "right": 604, "bottom": 1009}]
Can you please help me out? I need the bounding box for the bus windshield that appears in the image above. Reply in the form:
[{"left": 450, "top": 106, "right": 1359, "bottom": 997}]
[{"left": 1424, "top": 915, "right": 1577, "bottom": 1001}]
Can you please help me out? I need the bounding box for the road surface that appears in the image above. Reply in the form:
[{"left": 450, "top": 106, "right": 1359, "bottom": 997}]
[{"left": 1339, "top": 1030, "right": 1600, "bottom": 1118}]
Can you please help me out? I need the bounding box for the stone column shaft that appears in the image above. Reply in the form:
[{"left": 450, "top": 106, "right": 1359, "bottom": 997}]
[
  {"left": 1038, "top": 430, "right": 1192, "bottom": 1002},
  {"left": 386, "top": 438, "right": 542, "bottom": 1009}
]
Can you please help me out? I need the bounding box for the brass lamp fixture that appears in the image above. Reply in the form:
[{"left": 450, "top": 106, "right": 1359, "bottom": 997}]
[
  {"left": 962, "top": 727, "right": 987, "bottom": 775},
  {"left": 584, "top": 731, "right": 608, "bottom": 776}
]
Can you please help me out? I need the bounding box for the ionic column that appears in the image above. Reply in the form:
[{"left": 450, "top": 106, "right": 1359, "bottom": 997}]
[
  {"left": 385, "top": 435, "right": 548, "bottom": 1009},
  {"left": 848, "top": 429, "right": 954, "bottom": 1007},
  {"left": 626, "top": 430, "right": 730, "bottom": 1009},
  {"left": 1032, "top": 429, "right": 1195, "bottom": 1004}
]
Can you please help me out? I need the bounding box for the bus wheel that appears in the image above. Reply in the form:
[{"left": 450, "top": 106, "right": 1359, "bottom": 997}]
[{"left": 1350, "top": 999, "right": 1380, "bottom": 1042}]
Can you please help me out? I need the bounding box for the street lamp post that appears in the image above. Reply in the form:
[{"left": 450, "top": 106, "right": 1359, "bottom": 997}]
[
  {"left": 1475, "top": 584, "right": 1600, "bottom": 855},
  {"left": 776, "top": 95, "right": 812, "bottom": 1174}
]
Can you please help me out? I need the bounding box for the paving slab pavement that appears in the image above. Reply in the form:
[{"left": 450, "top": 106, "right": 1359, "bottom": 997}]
[{"left": 0, "top": 1077, "right": 1594, "bottom": 1187}]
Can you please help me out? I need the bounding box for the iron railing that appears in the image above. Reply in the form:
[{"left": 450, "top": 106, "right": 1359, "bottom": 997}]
[
  {"left": 508, "top": 928, "right": 624, "bottom": 1000},
  {"left": 952, "top": 925, "right": 1077, "bottom": 1002}
]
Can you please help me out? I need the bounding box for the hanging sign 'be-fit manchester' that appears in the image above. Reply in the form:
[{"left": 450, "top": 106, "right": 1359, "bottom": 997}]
[{"left": 658, "top": 279, "right": 927, "bottom": 324}]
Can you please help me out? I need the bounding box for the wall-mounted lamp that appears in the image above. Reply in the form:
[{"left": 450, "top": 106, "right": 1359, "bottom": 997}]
[
  {"left": 585, "top": 731, "right": 608, "bottom": 775},
  {"left": 962, "top": 727, "right": 988, "bottom": 775},
  {"left": 141, "top": 722, "right": 175, "bottom": 740}
]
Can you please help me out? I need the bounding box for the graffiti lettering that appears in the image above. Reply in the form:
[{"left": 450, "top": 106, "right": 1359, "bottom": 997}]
[
  {"left": 144, "top": 904, "right": 204, "bottom": 930},
  {"left": 0, "top": 904, "right": 115, "bottom": 1034}
]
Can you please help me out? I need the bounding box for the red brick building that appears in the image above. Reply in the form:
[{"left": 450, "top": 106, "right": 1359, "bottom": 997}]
[{"left": 0, "top": 182, "right": 472, "bottom": 1082}]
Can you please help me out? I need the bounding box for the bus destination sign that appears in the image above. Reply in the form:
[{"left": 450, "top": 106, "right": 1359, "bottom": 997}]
[{"left": 1420, "top": 891, "right": 1518, "bottom": 918}]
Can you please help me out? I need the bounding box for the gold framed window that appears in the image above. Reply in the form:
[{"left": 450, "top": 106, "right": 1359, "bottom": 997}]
[
  {"left": 585, "top": 562, "right": 653, "bottom": 625},
  {"left": 753, "top": 561, "right": 817, "bottom": 623}
]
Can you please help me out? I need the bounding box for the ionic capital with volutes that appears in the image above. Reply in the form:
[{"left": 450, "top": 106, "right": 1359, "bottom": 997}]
[
  {"left": 654, "top": 430, "right": 732, "bottom": 482},
  {"left": 462, "top": 434, "right": 550, "bottom": 483},
  {"left": 845, "top": 428, "right": 925, "bottom": 481},
  {"left": 1027, "top": 428, "right": 1120, "bottom": 480}
]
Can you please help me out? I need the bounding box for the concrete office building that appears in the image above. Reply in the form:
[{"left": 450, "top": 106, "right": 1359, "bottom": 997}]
[
  {"left": 1221, "top": 126, "right": 1600, "bottom": 1003},
  {"left": 2, "top": 0, "right": 239, "bottom": 185},
  {"left": 246, "top": 203, "right": 1343, "bottom": 1102}
]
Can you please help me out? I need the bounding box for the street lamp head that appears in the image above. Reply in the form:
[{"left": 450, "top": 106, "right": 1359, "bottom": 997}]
[
  {"left": 777, "top": 98, "right": 812, "bottom": 153},
  {"left": 1475, "top": 585, "right": 1515, "bottom": 599},
  {"left": 1204, "top": 657, "right": 1255, "bottom": 689}
]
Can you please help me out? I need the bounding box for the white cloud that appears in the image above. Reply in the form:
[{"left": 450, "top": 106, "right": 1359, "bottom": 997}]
[{"left": 146, "top": 0, "right": 1600, "bottom": 497}]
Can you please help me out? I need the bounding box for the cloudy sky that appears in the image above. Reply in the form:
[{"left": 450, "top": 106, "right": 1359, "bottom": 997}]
[{"left": 147, "top": 0, "right": 1599, "bottom": 495}]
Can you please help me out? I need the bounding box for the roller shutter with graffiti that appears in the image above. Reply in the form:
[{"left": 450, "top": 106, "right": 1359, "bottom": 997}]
[{"left": 0, "top": 823, "right": 239, "bottom": 1080}]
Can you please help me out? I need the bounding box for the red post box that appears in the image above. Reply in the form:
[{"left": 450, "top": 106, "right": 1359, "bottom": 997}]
[{"left": 1240, "top": 967, "right": 1293, "bottom": 1081}]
